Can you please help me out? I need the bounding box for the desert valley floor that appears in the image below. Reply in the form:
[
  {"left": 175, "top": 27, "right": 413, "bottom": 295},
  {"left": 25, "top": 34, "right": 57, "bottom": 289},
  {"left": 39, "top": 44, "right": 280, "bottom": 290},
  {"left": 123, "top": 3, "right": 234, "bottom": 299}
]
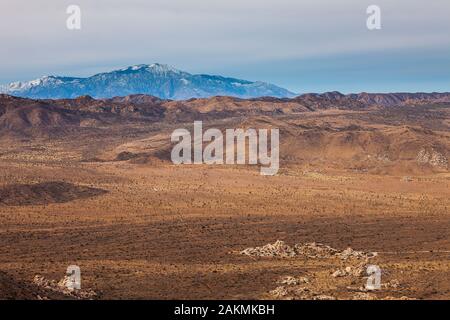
[{"left": 0, "top": 94, "right": 449, "bottom": 299}]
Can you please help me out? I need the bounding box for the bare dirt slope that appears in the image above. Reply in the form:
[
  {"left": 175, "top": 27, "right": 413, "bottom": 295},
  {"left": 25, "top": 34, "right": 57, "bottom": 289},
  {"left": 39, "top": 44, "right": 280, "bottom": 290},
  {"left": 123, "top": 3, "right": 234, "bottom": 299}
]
[{"left": 0, "top": 182, "right": 107, "bottom": 206}]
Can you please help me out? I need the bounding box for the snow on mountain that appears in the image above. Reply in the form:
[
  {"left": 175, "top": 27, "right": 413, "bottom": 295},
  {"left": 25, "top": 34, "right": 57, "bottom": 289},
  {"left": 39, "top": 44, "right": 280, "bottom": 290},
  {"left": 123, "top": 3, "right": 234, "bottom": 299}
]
[{"left": 0, "top": 63, "right": 296, "bottom": 100}]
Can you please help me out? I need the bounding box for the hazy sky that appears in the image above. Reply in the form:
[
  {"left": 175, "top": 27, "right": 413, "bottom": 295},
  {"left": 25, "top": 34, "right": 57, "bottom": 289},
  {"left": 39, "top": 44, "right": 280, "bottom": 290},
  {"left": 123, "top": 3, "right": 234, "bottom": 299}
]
[{"left": 1, "top": 0, "right": 449, "bottom": 93}]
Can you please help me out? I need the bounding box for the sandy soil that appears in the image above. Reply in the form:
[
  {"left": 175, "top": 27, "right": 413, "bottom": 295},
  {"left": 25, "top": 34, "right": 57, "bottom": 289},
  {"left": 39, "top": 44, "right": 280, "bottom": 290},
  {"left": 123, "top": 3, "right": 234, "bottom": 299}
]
[{"left": 0, "top": 143, "right": 448, "bottom": 299}]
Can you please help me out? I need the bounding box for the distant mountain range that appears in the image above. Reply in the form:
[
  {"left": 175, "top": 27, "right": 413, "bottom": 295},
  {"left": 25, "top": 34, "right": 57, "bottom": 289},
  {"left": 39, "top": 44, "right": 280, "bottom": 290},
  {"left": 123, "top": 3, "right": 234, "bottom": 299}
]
[
  {"left": 0, "top": 93, "right": 448, "bottom": 175},
  {"left": 1, "top": 91, "right": 450, "bottom": 139},
  {"left": 0, "top": 63, "right": 296, "bottom": 100}
]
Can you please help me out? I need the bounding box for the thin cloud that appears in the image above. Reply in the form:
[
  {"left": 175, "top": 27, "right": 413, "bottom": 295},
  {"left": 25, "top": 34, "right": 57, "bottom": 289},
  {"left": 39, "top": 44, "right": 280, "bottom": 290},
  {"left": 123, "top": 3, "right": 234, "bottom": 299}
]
[{"left": 0, "top": 0, "right": 449, "bottom": 92}]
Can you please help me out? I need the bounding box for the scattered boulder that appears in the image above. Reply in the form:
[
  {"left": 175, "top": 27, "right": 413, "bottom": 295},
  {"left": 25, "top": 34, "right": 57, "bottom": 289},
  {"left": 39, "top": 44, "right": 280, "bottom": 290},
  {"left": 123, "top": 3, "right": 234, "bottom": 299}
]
[
  {"left": 336, "top": 247, "right": 378, "bottom": 260},
  {"left": 313, "top": 295, "right": 336, "bottom": 300},
  {"left": 240, "top": 240, "right": 296, "bottom": 258},
  {"left": 382, "top": 279, "right": 400, "bottom": 289},
  {"left": 269, "top": 286, "right": 289, "bottom": 299},
  {"left": 33, "top": 275, "right": 97, "bottom": 300},
  {"left": 240, "top": 240, "right": 377, "bottom": 261},
  {"left": 278, "top": 276, "right": 309, "bottom": 286},
  {"left": 416, "top": 148, "right": 448, "bottom": 168},
  {"left": 331, "top": 265, "right": 366, "bottom": 278},
  {"left": 294, "top": 242, "right": 338, "bottom": 258},
  {"left": 352, "top": 292, "right": 376, "bottom": 300},
  {"left": 382, "top": 295, "right": 415, "bottom": 300},
  {"left": 240, "top": 241, "right": 388, "bottom": 300}
]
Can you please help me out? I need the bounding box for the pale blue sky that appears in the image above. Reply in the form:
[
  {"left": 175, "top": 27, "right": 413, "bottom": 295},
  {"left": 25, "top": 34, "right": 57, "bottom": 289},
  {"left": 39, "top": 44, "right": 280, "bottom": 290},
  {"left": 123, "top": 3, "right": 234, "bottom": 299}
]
[{"left": 0, "top": 0, "right": 449, "bottom": 93}]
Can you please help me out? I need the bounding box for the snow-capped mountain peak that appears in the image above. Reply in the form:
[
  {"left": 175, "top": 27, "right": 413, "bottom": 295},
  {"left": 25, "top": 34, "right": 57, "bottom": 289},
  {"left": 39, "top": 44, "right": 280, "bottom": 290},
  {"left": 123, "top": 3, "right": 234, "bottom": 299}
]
[
  {"left": 147, "top": 63, "right": 185, "bottom": 74},
  {"left": 4, "top": 75, "right": 64, "bottom": 92},
  {"left": 119, "top": 63, "right": 185, "bottom": 75},
  {"left": 0, "top": 63, "right": 296, "bottom": 100}
]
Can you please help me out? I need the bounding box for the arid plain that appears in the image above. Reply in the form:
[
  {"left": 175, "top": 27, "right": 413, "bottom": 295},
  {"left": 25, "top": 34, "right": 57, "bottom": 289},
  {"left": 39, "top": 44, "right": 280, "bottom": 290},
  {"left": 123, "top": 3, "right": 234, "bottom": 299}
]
[{"left": 0, "top": 93, "right": 449, "bottom": 299}]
